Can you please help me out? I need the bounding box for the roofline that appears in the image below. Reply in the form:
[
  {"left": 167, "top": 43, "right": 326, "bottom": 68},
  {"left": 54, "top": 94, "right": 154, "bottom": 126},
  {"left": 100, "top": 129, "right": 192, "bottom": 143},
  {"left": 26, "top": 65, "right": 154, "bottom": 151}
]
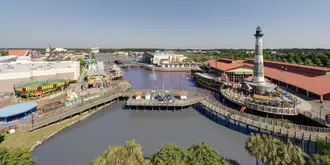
[{"left": 246, "top": 58, "right": 330, "bottom": 72}]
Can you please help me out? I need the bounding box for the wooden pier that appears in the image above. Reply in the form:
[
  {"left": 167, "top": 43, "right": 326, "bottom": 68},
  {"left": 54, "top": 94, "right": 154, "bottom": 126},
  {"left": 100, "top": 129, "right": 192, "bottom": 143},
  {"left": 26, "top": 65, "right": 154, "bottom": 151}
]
[
  {"left": 12, "top": 85, "right": 330, "bottom": 142},
  {"left": 125, "top": 90, "right": 204, "bottom": 107}
]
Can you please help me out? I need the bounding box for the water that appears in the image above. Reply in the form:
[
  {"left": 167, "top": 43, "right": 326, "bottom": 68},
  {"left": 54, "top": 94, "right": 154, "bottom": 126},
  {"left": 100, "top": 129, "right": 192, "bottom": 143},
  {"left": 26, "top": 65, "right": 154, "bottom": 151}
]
[{"left": 32, "top": 68, "right": 255, "bottom": 165}]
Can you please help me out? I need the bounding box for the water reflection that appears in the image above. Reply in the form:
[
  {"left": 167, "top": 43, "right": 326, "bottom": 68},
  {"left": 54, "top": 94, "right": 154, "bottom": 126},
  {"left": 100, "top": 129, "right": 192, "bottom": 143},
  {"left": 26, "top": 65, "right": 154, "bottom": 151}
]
[{"left": 32, "top": 68, "right": 255, "bottom": 165}]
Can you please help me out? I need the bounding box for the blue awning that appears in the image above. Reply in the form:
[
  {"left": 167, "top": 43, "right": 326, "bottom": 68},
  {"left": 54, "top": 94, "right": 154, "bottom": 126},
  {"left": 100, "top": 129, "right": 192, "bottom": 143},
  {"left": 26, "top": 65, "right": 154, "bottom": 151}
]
[{"left": 0, "top": 102, "right": 37, "bottom": 118}]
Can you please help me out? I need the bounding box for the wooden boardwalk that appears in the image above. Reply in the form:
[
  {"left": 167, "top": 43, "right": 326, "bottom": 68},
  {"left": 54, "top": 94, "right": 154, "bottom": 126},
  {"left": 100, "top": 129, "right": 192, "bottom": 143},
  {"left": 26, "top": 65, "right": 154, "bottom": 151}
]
[
  {"left": 126, "top": 94, "right": 204, "bottom": 107},
  {"left": 199, "top": 97, "right": 330, "bottom": 141},
  {"left": 18, "top": 80, "right": 132, "bottom": 131},
  {"left": 11, "top": 85, "right": 330, "bottom": 141}
]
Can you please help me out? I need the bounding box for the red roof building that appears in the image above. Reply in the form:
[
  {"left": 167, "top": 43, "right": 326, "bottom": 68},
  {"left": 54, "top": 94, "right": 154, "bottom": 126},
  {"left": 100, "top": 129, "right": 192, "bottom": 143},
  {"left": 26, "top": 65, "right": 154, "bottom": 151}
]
[
  {"left": 204, "top": 58, "right": 330, "bottom": 101},
  {"left": 8, "top": 49, "right": 30, "bottom": 56}
]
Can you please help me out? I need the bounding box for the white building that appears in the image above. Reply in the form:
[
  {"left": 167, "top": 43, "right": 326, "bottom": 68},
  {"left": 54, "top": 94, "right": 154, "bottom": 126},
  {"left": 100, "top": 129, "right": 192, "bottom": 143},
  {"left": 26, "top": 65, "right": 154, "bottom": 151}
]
[
  {"left": 144, "top": 51, "right": 187, "bottom": 66},
  {"left": 0, "top": 61, "right": 80, "bottom": 92},
  {"left": 54, "top": 48, "right": 68, "bottom": 52},
  {"left": 114, "top": 51, "right": 128, "bottom": 55},
  {"left": 91, "top": 47, "right": 99, "bottom": 54},
  {"left": 0, "top": 56, "right": 18, "bottom": 63}
]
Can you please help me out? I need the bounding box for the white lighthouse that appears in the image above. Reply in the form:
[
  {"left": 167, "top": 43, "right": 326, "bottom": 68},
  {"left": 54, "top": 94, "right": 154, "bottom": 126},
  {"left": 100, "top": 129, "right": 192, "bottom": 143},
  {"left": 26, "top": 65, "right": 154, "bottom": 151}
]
[{"left": 252, "top": 26, "right": 266, "bottom": 85}]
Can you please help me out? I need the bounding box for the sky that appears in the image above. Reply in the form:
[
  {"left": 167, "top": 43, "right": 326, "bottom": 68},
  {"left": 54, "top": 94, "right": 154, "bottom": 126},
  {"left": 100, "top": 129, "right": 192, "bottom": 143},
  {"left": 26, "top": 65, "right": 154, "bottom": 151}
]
[{"left": 1, "top": 0, "right": 330, "bottom": 49}]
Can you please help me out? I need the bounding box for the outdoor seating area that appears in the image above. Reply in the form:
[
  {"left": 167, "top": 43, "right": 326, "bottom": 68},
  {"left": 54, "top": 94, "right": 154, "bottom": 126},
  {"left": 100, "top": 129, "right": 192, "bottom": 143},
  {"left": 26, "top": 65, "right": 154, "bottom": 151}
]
[
  {"left": 222, "top": 87, "right": 300, "bottom": 109},
  {"left": 132, "top": 90, "right": 189, "bottom": 104}
]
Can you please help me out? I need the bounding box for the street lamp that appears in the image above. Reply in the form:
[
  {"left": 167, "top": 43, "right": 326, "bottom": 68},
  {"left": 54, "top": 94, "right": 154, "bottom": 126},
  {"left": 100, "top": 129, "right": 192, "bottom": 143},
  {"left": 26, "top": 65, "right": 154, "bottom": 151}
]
[
  {"left": 319, "top": 105, "right": 324, "bottom": 121},
  {"left": 31, "top": 114, "right": 34, "bottom": 129}
]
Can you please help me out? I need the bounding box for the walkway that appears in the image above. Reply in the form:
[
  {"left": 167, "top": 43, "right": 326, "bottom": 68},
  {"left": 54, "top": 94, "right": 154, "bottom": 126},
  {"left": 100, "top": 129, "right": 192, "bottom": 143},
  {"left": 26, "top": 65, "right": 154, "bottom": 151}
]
[
  {"left": 9, "top": 83, "right": 329, "bottom": 141},
  {"left": 199, "top": 96, "right": 330, "bottom": 141},
  {"left": 18, "top": 80, "right": 132, "bottom": 131},
  {"left": 125, "top": 90, "right": 205, "bottom": 107}
]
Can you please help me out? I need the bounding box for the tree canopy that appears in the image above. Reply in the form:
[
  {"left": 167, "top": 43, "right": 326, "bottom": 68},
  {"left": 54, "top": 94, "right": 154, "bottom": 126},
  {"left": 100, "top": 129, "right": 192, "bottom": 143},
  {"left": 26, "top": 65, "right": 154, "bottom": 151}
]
[
  {"left": 0, "top": 147, "right": 35, "bottom": 165},
  {"left": 0, "top": 134, "right": 35, "bottom": 165},
  {"left": 151, "top": 143, "right": 188, "bottom": 165},
  {"left": 76, "top": 58, "right": 86, "bottom": 67},
  {"left": 183, "top": 49, "right": 330, "bottom": 68},
  {"left": 186, "top": 142, "right": 228, "bottom": 165},
  {"left": 246, "top": 133, "right": 308, "bottom": 165},
  {"left": 92, "top": 140, "right": 228, "bottom": 165},
  {"left": 150, "top": 141, "right": 229, "bottom": 165},
  {"left": 309, "top": 139, "right": 330, "bottom": 165},
  {"left": 91, "top": 140, "right": 150, "bottom": 165},
  {"left": 246, "top": 133, "right": 330, "bottom": 165}
]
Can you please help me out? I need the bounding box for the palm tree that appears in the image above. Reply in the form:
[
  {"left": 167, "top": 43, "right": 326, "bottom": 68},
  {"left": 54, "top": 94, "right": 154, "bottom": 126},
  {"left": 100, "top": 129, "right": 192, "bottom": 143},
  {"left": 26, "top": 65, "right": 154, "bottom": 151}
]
[
  {"left": 246, "top": 134, "right": 308, "bottom": 165},
  {"left": 287, "top": 141, "right": 307, "bottom": 165},
  {"left": 246, "top": 133, "right": 264, "bottom": 165},
  {"left": 275, "top": 142, "right": 291, "bottom": 165},
  {"left": 262, "top": 135, "right": 280, "bottom": 164}
]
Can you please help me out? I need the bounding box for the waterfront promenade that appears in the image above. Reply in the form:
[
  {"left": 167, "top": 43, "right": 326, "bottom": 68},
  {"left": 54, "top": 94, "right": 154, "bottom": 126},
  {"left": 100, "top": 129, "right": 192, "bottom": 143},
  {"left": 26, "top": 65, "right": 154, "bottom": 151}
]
[
  {"left": 18, "top": 80, "right": 132, "bottom": 131},
  {"left": 125, "top": 90, "right": 205, "bottom": 107},
  {"left": 17, "top": 90, "right": 330, "bottom": 141},
  {"left": 2, "top": 79, "right": 326, "bottom": 141}
]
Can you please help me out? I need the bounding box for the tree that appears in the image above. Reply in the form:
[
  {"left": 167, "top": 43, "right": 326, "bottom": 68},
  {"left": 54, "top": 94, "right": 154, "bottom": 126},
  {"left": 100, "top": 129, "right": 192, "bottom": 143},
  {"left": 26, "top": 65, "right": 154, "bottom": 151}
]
[
  {"left": 316, "top": 139, "right": 330, "bottom": 155},
  {"left": 246, "top": 133, "right": 264, "bottom": 165},
  {"left": 151, "top": 142, "right": 228, "bottom": 165},
  {"left": 304, "top": 59, "right": 314, "bottom": 66},
  {"left": 0, "top": 51, "right": 8, "bottom": 56},
  {"left": 91, "top": 140, "right": 150, "bottom": 165},
  {"left": 309, "top": 139, "right": 330, "bottom": 165},
  {"left": 294, "top": 56, "right": 304, "bottom": 65},
  {"left": 194, "top": 57, "right": 203, "bottom": 63},
  {"left": 309, "top": 154, "right": 330, "bottom": 165},
  {"left": 0, "top": 148, "right": 35, "bottom": 165},
  {"left": 187, "top": 142, "right": 228, "bottom": 165},
  {"left": 151, "top": 143, "right": 188, "bottom": 165},
  {"left": 76, "top": 58, "right": 86, "bottom": 67},
  {"left": 313, "top": 57, "right": 323, "bottom": 67},
  {"left": 0, "top": 134, "right": 35, "bottom": 165},
  {"left": 246, "top": 133, "right": 307, "bottom": 165}
]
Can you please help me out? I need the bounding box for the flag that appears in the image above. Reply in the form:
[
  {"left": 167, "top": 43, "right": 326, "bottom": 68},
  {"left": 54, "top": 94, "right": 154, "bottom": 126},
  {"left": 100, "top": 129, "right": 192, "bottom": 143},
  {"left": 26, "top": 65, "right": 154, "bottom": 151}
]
[{"left": 240, "top": 106, "right": 246, "bottom": 112}]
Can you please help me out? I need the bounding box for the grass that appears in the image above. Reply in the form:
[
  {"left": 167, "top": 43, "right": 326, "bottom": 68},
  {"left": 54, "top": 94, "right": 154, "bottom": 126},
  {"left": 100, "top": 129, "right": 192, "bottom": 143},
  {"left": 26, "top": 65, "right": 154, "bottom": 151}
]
[{"left": 0, "top": 110, "right": 96, "bottom": 150}]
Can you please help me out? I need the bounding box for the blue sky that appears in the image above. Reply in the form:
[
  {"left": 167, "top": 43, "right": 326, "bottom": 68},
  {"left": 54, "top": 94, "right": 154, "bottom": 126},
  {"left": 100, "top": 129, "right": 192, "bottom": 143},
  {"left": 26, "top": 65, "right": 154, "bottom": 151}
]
[{"left": 1, "top": 0, "right": 330, "bottom": 48}]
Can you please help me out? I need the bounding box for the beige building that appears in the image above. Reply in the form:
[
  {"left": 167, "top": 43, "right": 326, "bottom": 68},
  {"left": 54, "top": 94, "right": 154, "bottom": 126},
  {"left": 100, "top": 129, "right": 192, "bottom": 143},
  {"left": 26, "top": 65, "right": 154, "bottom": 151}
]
[{"left": 0, "top": 61, "right": 80, "bottom": 92}]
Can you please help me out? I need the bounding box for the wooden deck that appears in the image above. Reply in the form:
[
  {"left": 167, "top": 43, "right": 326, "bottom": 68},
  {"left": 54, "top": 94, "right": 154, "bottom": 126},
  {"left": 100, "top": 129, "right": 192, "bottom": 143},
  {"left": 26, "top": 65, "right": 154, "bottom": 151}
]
[
  {"left": 9, "top": 84, "right": 329, "bottom": 141},
  {"left": 126, "top": 93, "right": 204, "bottom": 107}
]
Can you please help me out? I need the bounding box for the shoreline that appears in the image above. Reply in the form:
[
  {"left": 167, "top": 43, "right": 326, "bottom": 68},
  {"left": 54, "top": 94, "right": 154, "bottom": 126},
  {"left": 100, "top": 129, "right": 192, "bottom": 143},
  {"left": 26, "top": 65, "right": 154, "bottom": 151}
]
[
  {"left": 29, "top": 100, "right": 115, "bottom": 151},
  {"left": 0, "top": 100, "right": 116, "bottom": 151}
]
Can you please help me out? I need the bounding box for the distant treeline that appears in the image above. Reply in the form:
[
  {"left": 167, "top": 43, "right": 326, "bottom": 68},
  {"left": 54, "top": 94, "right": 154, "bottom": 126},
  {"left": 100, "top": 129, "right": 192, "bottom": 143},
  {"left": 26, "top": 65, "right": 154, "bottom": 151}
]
[
  {"left": 208, "top": 49, "right": 330, "bottom": 68},
  {"left": 1, "top": 48, "right": 330, "bottom": 68}
]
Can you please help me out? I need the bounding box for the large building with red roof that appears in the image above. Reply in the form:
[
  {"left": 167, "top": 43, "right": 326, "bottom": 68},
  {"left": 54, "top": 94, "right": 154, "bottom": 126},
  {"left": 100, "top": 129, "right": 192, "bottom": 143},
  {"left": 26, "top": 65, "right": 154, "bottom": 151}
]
[
  {"left": 204, "top": 58, "right": 330, "bottom": 101},
  {"left": 8, "top": 49, "right": 30, "bottom": 56}
]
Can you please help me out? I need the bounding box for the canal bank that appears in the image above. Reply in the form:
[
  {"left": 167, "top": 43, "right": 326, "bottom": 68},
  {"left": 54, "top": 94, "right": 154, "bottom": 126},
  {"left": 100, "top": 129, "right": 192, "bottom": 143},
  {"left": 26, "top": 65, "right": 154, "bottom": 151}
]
[{"left": 32, "top": 68, "right": 255, "bottom": 165}]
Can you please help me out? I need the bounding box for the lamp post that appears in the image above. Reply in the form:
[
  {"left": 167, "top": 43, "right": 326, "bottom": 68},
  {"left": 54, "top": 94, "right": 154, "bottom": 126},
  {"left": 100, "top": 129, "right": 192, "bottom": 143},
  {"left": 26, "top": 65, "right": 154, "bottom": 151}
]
[
  {"left": 31, "top": 113, "right": 34, "bottom": 129},
  {"left": 319, "top": 105, "right": 324, "bottom": 121}
]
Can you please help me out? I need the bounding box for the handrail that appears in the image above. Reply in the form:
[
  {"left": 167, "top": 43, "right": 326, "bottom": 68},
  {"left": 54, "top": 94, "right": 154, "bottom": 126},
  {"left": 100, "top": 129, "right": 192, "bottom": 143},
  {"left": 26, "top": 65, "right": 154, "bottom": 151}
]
[
  {"left": 16, "top": 85, "right": 330, "bottom": 140},
  {"left": 221, "top": 89, "right": 298, "bottom": 115},
  {"left": 200, "top": 94, "right": 330, "bottom": 134}
]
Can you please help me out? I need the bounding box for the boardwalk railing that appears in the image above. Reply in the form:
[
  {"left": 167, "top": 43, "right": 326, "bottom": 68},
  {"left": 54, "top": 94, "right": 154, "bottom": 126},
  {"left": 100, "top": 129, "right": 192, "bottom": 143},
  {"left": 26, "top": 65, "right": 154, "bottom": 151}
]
[
  {"left": 126, "top": 97, "right": 203, "bottom": 107},
  {"left": 19, "top": 81, "right": 132, "bottom": 131},
  {"left": 206, "top": 94, "right": 330, "bottom": 133},
  {"left": 13, "top": 85, "right": 330, "bottom": 141},
  {"left": 199, "top": 95, "right": 330, "bottom": 141},
  {"left": 221, "top": 89, "right": 299, "bottom": 115}
]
